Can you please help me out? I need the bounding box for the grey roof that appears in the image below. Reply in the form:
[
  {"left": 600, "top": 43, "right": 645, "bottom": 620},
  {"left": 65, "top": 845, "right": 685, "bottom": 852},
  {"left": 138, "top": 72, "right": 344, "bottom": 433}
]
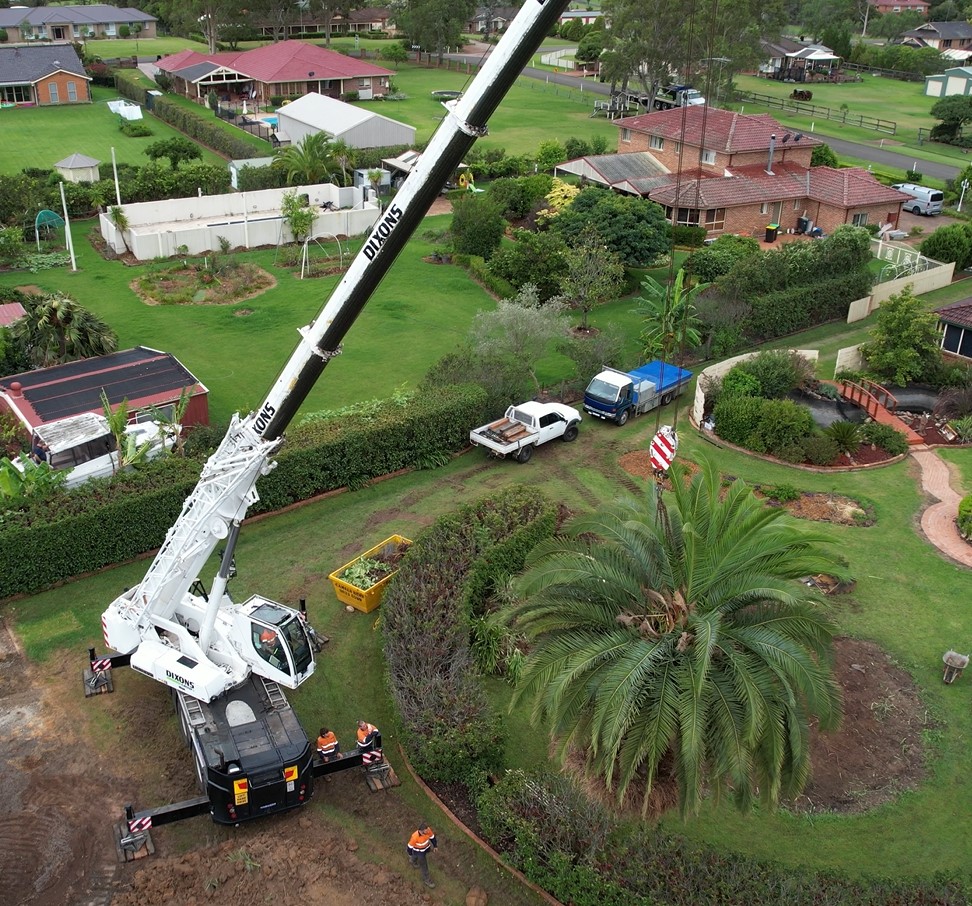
[
  {"left": 56, "top": 153, "right": 101, "bottom": 168},
  {"left": 170, "top": 61, "right": 223, "bottom": 83},
  {"left": 0, "top": 5, "right": 156, "bottom": 28},
  {"left": 558, "top": 151, "right": 670, "bottom": 186},
  {"left": 0, "top": 45, "right": 88, "bottom": 85},
  {"left": 905, "top": 21, "right": 972, "bottom": 40}
]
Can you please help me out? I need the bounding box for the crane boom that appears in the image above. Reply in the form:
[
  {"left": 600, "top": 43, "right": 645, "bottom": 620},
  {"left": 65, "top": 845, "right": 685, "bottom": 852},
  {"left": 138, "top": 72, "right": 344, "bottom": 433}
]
[{"left": 102, "top": 0, "right": 572, "bottom": 702}]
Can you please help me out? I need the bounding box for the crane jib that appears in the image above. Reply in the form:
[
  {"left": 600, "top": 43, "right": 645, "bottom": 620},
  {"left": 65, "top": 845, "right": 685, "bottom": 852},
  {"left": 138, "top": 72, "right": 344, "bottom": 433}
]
[{"left": 362, "top": 204, "right": 404, "bottom": 260}]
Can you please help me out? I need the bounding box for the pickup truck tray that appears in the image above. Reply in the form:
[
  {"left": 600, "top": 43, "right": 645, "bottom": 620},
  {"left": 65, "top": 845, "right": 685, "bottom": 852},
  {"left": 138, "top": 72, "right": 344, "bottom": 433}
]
[{"left": 479, "top": 418, "right": 531, "bottom": 445}]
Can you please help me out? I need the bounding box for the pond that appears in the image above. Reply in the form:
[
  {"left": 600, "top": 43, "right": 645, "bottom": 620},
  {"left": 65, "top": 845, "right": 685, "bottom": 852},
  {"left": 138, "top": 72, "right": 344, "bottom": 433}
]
[{"left": 789, "top": 390, "right": 866, "bottom": 429}]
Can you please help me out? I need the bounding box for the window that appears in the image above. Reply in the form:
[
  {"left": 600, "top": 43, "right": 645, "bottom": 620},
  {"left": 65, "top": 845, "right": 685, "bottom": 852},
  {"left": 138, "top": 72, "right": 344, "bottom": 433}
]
[
  {"left": 621, "top": 127, "right": 631, "bottom": 143},
  {"left": 704, "top": 208, "right": 726, "bottom": 230},
  {"left": 674, "top": 141, "right": 681, "bottom": 154},
  {"left": 67, "top": 81, "right": 77, "bottom": 102},
  {"left": 852, "top": 212, "right": 868, "bottom": 226},
  {"left": 665, "top": 206, "right": 700, "bottom": 226},
  {"left": 105, "top": 23, "right": 116, "bottom": 35},
  {"left": 358, "top": 78, "right": 370, "bottom": 88},
  {"left": 793, "top": 198, "right": 800, "bottom": 209},
  {"left": 48, "top": 82, "right": 59, "bottom": 103},
  {"left": 760, "top": 202, "right": 768, "bottom": 215},
  {"left": 942, "top": 323, "right": 963, "bottom": 355},
  {"left": 1, "top": 85, "right": 31, "bottom": 103},
  {"left": 701, "top": 149, "right": 716, "bottom": 165},
  {"left": 649, "top": 134, "right": 663, "bottom": 150}
]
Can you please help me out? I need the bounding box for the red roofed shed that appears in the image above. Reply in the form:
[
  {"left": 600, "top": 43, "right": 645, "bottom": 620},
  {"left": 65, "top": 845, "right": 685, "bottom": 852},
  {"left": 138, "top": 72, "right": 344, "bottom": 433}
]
[{"left": 0, "top": 346, "right": 208, "bottom": 434}]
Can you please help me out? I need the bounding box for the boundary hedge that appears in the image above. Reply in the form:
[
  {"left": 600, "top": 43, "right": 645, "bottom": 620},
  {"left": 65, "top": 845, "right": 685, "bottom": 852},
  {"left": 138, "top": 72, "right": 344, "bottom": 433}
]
[{"left": 0, "top": 384, "right": 489, "bottom": 598}]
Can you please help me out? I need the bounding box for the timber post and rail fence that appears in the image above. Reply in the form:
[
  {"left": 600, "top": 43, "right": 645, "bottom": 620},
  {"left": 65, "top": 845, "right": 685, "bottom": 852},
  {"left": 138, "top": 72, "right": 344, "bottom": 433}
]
[{"left": 734, "top": 90, "right": 897, "bottom": 135}]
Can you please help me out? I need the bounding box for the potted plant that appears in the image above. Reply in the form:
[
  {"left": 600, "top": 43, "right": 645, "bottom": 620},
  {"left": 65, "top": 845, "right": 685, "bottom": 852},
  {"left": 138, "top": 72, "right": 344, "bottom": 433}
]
[{"left": 329, "top": 535, "right": 411, "bottom": 612}]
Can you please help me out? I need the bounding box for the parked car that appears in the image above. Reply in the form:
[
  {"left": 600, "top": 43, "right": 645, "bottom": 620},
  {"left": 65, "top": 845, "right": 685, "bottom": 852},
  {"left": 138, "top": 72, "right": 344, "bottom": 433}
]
[{"left": 891, "top": 183, "right": 943, "bottom": 216}]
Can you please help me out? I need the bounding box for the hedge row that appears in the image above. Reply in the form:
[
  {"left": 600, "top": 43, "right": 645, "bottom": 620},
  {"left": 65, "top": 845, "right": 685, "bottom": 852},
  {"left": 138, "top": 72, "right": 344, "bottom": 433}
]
[
  {"left": 745, "top": 270, "right": 873, "bottom": 340},
  {"left": 115, "top": 76, "right": 263, "bottom": 161},
  {"left": 477, "top": 768, "right": 968, "bottom": 906},
  {"left": 959, "top": 494, "right": 972, "bottom": 539},
  {"left": 0, "top": 384, "right": 489, "bottom": 598},
  {"left": 382, "top": 486, "right": 556, "bottom": 783}
]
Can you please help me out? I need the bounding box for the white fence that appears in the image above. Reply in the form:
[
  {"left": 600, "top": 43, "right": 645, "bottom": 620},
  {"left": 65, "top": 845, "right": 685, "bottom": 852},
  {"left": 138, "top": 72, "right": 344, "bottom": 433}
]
[{"left": 99, "top": 183, "right": 380, "bottom": 261}]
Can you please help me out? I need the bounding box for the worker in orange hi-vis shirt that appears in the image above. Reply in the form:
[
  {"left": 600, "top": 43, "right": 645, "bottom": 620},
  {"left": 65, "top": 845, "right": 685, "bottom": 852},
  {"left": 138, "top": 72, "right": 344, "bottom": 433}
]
[{"left": 406, "top": 822, "right": 437, "bottom": 889}]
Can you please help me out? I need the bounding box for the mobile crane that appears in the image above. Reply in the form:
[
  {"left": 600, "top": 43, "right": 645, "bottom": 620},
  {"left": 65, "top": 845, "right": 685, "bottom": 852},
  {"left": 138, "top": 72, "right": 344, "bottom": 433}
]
[{"left": 87, "top": 0, "right": 572, "bottom": 838}]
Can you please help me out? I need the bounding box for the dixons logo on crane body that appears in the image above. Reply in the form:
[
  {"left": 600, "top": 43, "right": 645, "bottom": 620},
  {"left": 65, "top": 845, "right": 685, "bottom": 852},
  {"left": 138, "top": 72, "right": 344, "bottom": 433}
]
[
  {"left": 363, "top": 204, "right": 404, "bottom": 260},
  {"left": 253, "top": 402, "right": 276, "bottom": 435},
  {"left": 166, "top": 669, "right": 195, "bottom": 691}
]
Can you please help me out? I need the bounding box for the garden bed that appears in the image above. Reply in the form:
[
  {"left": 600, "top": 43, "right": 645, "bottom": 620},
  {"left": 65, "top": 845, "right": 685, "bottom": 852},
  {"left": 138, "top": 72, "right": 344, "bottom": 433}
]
[{"left": 131, "top": 262, "right": 275, "bottom": 305}]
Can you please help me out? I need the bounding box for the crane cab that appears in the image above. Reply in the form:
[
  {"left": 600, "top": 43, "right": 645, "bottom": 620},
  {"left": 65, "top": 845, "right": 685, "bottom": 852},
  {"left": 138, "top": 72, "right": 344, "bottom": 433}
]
[{"left": 238, "top": 597, "right": 316, "bottom": 689}]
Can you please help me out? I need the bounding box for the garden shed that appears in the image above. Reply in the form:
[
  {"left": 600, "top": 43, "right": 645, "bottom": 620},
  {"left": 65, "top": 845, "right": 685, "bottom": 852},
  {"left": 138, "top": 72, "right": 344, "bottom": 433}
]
[
  {"left": 924, "top": 66, "right": 972, "bottom": 99},
  {"left": 0, "top": 346, "right": 209, "bottom": 434},
  {"left": 276, "top": 92, "right": 415, "bottom": 149},
  {"left": 55, "top": 153, "right": 100, "bottom": 183}
]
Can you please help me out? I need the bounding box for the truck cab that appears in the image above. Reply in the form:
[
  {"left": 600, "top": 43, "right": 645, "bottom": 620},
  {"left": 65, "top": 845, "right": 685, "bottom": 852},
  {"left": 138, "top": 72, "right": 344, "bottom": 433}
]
[
  {"left": 654, "top": 85, "right": 705, "bottom": 109},
  {"left": 585, "top": 370, "right": 636, "bottom": 423}
]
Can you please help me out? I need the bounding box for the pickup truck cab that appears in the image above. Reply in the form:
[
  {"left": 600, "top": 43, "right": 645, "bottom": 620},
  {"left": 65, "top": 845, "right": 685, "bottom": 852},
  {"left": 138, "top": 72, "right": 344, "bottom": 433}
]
[{"left": 469, "top": 401, "right": 580, "bottom": 462}]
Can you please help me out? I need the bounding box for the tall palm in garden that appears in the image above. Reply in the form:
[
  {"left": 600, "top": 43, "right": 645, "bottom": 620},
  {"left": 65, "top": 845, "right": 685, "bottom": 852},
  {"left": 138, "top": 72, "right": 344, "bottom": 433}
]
[
  {"left": 636, "top": 267, "right": 704, "bottom": 362},
  {"left": 274, "top": 132, "right": 335, "bottom": 185},
  {"left": 511, "top": 458, "right": 843, "bottom": 819},
  {"left": 330, "top": 139, "right": 357, "bottom": 187},
  {"left": 10, "top": 293, "right": 117, "bottom": 367}
]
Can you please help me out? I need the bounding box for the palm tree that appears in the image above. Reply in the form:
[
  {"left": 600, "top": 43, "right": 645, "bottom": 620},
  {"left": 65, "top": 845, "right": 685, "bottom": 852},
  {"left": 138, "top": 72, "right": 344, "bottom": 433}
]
[
  {"left": 510, "top": 458, "right": 843, "bottom": 819},
  {"left": 330, "top": 139, "right": 357, "bottom": 187},
  {"left": 273, "top": 132, "right": 335, "bottom": 185},
  {"left": 9, "top": 293, "right": 117, "bottom": 367}
]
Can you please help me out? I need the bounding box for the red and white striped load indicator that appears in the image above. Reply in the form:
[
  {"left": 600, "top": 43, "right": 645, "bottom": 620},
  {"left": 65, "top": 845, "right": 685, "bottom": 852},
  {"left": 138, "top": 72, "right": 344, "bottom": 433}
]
[{"left": 649, "top": 425, "right": 678, "bottom": 472}]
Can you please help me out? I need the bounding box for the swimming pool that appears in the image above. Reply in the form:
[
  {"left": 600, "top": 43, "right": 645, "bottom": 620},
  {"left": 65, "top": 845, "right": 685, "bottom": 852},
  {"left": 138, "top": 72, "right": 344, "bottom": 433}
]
[{"left": 263, "top": 116, "right": 278, "bottom": 128}]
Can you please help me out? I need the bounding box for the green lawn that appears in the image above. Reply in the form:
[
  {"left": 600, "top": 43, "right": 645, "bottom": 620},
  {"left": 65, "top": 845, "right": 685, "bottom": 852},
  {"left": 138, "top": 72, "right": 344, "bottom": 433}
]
[
  {"left": 0, "top": 85, "right": 225, "bottom": 174},
  {"left": 350, "top": 63, "right": 618, "bottom": 153},
  {"left": 84, "top": 36, "right": 208, "bottom": 59}
]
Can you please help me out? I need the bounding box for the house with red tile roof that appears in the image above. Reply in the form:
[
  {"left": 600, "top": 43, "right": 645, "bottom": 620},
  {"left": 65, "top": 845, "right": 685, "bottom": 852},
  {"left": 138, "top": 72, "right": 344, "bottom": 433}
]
[
  {"left": 936, "top": 298, "right": 972, "bottom": 361},
  {"left": 157, "top": 41, "right": 394, "bottom": 107},
  {"left": 565, "top": 107, "right": 910, "bottom": 238}
]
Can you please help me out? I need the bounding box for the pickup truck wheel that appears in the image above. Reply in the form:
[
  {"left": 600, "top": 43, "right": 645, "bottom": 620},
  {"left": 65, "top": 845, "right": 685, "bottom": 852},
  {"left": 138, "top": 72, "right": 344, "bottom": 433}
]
[
  {"left": 562, "top": 424, "right": 579, "bottom": 442},
  {"left": 616, "top": 409, "right": 629, "bottom": 426},
  {"left": 516, "top": 444, "right": 533, "bottom": 463},
  {"left": 661, "top": 392, "right": 674, "bottom": 406}
]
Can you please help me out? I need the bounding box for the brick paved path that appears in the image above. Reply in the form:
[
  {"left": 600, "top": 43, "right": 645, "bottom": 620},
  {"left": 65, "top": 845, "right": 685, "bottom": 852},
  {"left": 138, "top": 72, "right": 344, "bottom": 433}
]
[{"left": 911, "top": 447, "right": 972, "bottom": 568}]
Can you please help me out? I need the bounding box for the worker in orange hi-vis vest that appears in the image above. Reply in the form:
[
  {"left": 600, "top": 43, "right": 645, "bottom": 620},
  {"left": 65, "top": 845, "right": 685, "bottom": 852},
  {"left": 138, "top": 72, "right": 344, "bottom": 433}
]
[
  {"left": 356, "top": 719, "right": 379, "bottom": 751},
  {"left": 406, "top": 822, "right": 437, "bottom": 889}
]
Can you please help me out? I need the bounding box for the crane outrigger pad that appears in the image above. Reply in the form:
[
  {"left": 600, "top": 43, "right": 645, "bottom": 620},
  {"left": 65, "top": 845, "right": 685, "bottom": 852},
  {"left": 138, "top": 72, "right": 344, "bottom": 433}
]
[{"left": 82, "top": 664, "right": 114, "bottom": 696}]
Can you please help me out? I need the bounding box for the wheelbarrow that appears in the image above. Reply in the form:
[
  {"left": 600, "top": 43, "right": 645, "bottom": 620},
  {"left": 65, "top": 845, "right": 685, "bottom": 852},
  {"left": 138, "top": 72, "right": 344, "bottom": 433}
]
[{"left": 942, "top": 650, "right": 969, "bottom": 684}]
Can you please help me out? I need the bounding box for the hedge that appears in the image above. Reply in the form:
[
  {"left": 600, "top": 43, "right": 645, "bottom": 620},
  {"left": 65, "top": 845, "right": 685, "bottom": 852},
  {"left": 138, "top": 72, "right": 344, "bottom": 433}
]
[
  {"left": 0, "top": 384, "right": 489, "bottom": 598},
  {"left": 382, "top": 486, "right": 556, "bottom": 783},
  {"left": 744, "top": 269, "right": 873, "bottom": 341},
  {"left": 959, "top": 494, "right": 972, "bottom": 539},
  {"left": 478, "top": 768, "right": 968, "bottom": 906}
]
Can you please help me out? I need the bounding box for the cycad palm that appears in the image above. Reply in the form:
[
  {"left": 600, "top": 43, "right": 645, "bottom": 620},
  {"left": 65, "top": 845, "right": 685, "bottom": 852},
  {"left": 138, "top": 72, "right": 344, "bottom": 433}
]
[
  {"left": 274, "top": 132, "right": 335, "bottom": 185},
  {"left": 511, "top": 458, "right": 843, "bottom": 819}
]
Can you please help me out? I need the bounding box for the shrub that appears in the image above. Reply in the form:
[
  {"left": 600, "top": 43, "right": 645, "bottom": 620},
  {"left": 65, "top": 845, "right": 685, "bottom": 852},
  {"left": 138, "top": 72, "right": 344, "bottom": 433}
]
[
  {"left": 672, "top": 225, "right": 707, "bottom": 248},
  {"left": 450, "top": 192, "right": 506, "bottom": 259},
  {"left": 767, "top": 483, "right": 801, "bottom": 503},
  {"left": 720, "top": 367, "right": 761, "bottom": 399},
  {"left": 685, "top": 234, "right": 760, "bottom": 282},
  {"left": 952, "top": 413, "right": 972, "bottom": 443},
  {"left": 775, "top": 442, "right": 807, "bottom": 464},
  {"left": 486, "top": 175, "right": 553, "bottom": 220},
  {"left": 824, "top": 420, "right": 863, "bottom": 456},
  {"left": 737, "top": 349, "right": 808, "bottom": 399},
  {"left": 861, "top": 422, "right": 909, "bottom": 456},
  {"left": 752, "top": 399, "right": 815, "bottom": 456},
  {"left": 860, "top": 286, "right": 942, "bottom": 386},
  {"left": 120, "top": 120, "right": 153, "bottom": 137},
  {"left": 713, "top": 395, "right": 764, "bottom": 446},
  {"left": 920, "top": 223, "right": 972, "bottom": 269},
  {"left": 804, "top": 433, "right": 839, "bottom": 466},
  {"left": 959, "top": 494, "right": 972, "bottom": 538}
]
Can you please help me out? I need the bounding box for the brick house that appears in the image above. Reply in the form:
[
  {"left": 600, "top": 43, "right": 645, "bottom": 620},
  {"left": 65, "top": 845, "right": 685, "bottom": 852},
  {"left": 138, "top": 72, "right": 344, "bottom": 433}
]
[
  {"left": 557, "top": 107, "right": 908, "bottom": 237},
  {"left": 157, "top": 41, "right": 394, "bottom": 106},
  {"left": 0, "top": 4, "right": 156, "bottom": 43},
  {"left": 255, "top": 6, "right": 395, "bottom": 40},
  {"left": 868, "top": 0, "right": 928, "bottom": 14},
  {"left": 897, "top": 21, "right": 972, "bottom": 51},
  {"left": 0, "top": 44, "right": 91, "bottom": 106}
]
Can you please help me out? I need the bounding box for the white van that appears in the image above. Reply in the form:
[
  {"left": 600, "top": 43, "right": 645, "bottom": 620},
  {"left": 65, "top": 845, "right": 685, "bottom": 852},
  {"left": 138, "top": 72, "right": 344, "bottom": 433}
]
[{"left": 891, "top": 183, "right": 944, "bottom": 216}]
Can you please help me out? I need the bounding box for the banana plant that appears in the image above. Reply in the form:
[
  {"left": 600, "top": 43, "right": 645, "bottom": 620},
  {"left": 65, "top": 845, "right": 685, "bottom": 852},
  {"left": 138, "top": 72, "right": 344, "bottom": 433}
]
[
  {"left": 100, "top": 390, "right": 154, "bottom": 473},
  {"left": 0, "top": 453, "right": 67, "bottom": 503},
  {"left": 145, "top": 386, "right": 191, "bottom": 456}
]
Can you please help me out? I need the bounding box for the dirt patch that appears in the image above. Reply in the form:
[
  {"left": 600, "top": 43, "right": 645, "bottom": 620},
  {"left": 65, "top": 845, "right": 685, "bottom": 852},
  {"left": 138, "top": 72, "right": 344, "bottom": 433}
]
[
  {"left": 12, "top": 284, "right": 44, "bottom": 296},
  {"left": 792, "top": 637, "right": 930, "bottom": 814},
  {"left": 130, "top": 263, "right": 276, "bottom": 306},
  {"left": 618, "top": 452, "right": 874, "bottom": 525}
]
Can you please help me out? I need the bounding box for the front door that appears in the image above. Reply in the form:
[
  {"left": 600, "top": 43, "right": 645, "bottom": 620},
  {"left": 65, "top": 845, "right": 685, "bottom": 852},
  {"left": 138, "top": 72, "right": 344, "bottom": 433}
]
[{"left": 52, "top": 25, "right": 66, "bottom": 40}]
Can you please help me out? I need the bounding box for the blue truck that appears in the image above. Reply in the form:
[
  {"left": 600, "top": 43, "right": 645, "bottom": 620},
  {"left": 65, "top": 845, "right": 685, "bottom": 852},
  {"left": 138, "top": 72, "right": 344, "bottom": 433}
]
[{"left": 583, "top": 361, "right": 693, "bottom": 426}]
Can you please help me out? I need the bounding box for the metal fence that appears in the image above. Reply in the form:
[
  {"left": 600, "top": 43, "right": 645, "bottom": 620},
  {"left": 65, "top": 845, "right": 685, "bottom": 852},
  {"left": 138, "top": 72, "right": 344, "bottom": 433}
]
[{"left": 734, "top": 90, "right": 897, "bottom": 135}]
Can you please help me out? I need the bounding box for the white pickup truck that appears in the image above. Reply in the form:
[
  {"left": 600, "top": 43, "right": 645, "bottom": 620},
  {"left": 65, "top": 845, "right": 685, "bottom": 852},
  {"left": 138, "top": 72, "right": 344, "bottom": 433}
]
[{"left": 469, "top": 401, "right": 581, "bottom": 463}]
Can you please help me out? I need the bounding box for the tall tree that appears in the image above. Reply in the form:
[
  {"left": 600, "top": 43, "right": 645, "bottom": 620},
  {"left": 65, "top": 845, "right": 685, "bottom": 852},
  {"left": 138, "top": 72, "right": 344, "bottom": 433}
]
[
  {"left": 510, "top": 460, "right": 843, "bottom": 818},
  {"left": 636, "top": 268, "right": 704, "bottom": 361},
  {"left": 559, "top": 227, "right": 626, "bottom": 330},
  {"left": 396, "top": 0, "right": 476, "bottom": 64},
  {"left": 9, "top": 293, "right": 117, "bottom": 368}
]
